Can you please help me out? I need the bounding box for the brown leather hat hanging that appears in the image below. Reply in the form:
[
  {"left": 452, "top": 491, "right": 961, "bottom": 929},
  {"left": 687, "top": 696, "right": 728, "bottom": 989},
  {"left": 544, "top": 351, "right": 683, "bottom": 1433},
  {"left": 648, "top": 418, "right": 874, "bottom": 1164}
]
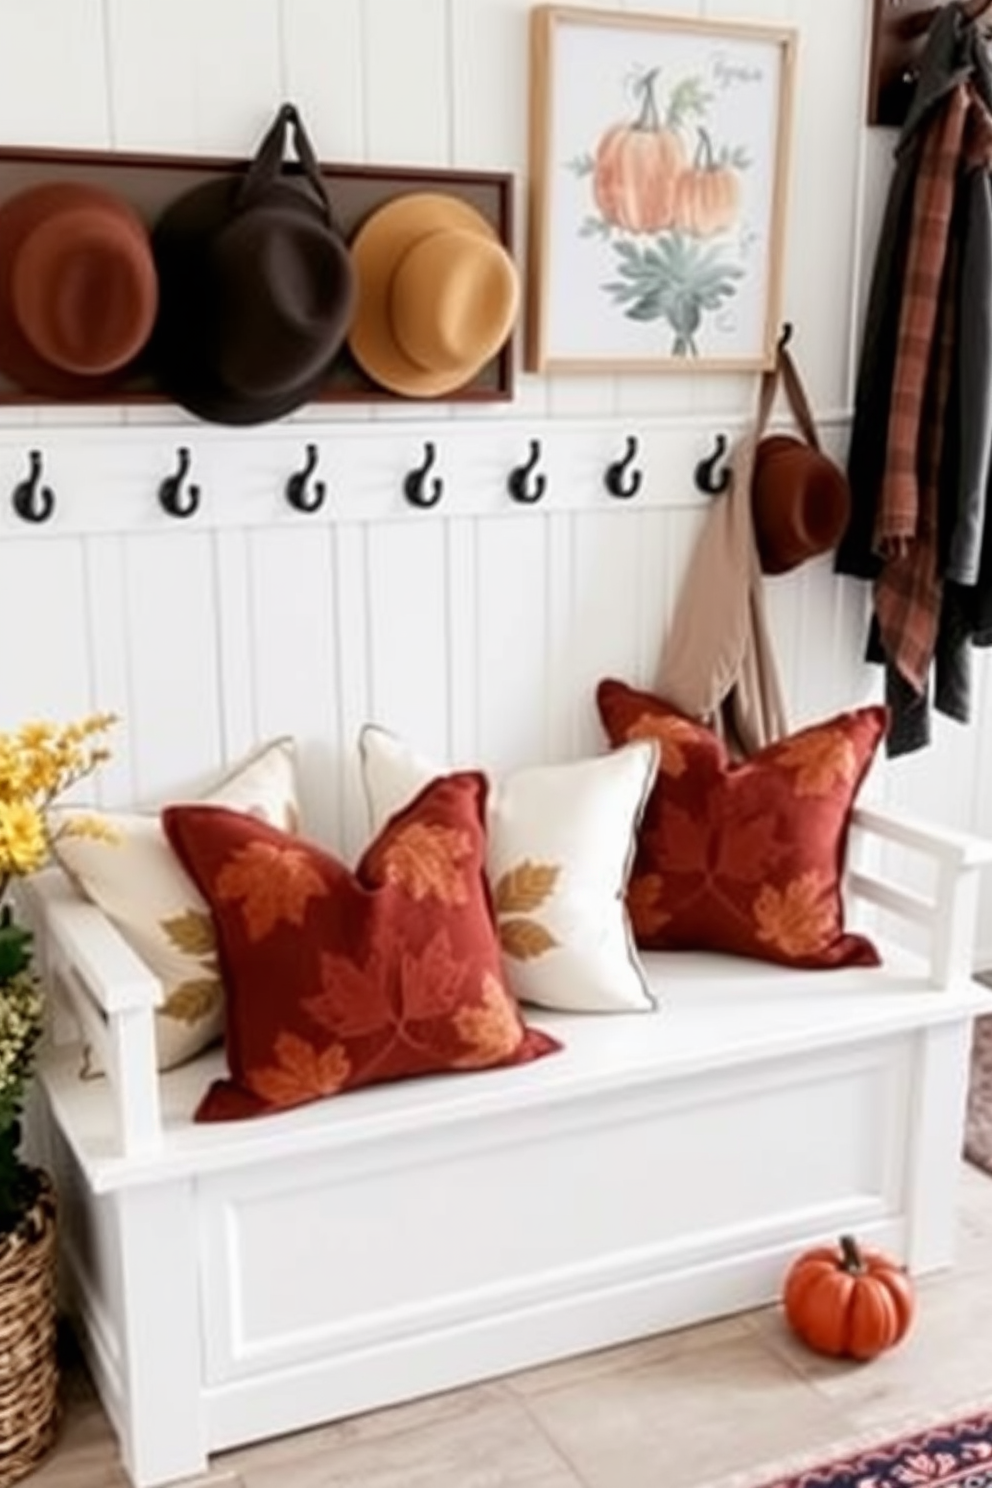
[
  {"left": 150, "top": 103, "right": 356, "bottom": 425},
  {"left": 0, "top": 182, "right": 158, "bottom": 398},
  {"left": 751, "top": 334, "right": 852, "bottom": 575}
]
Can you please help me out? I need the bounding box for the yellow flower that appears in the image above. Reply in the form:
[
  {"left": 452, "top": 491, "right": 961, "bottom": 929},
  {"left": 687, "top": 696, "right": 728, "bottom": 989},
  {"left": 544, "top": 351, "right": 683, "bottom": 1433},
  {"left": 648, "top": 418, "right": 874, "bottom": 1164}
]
[
  {"left": 0, "top": 711, "right": 118, "bottom": 892},
  {"left": 0, "top": 801, "right": 48, "bottom": 877}
]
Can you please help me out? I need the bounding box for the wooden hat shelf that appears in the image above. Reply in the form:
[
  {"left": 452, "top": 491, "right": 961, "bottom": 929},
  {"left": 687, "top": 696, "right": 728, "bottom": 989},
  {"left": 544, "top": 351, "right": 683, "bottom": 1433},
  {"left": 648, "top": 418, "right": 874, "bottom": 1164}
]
[{"left": 0, "top": 143, "right": 515, "bottom": 409}]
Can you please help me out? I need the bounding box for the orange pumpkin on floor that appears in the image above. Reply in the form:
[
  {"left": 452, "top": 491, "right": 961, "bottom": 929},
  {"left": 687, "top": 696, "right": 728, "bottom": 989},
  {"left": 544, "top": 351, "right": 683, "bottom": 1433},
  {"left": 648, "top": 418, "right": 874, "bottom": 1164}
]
[{"left": 782, "top": 1235, "right": 915, "bottom": 1360}]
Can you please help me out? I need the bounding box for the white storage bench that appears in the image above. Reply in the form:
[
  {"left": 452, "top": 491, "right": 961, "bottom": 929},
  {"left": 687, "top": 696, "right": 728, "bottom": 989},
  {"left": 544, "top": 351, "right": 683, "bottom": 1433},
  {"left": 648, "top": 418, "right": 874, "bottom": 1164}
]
[{"left": 24, "top": 799, "right": 992, "bottom": 1488}]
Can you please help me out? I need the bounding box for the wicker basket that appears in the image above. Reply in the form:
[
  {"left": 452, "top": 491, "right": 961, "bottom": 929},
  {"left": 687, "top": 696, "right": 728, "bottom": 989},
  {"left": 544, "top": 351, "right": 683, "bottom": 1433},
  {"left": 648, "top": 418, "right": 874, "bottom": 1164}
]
[{"left": 0, "top": 1171, "right": 59, "bottom": 1488}]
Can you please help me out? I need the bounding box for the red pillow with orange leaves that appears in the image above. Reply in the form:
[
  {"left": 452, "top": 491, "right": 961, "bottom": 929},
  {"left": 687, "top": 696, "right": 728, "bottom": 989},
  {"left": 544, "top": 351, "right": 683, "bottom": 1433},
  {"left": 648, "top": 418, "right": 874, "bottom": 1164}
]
[
  {"left": 596, "top": 679, "right": 886, "bottom": 969},
  {"left": 162, "top": 772, "right": 560, "bottom": 1122}
]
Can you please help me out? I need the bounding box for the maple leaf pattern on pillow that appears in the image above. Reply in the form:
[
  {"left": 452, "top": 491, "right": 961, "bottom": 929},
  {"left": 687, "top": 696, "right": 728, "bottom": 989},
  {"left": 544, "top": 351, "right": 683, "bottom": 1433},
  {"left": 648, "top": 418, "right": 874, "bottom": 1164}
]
[
  {"left": 596, "top": 679, "right": 886, "bottom": 969},
  {"left": 753, "top": 873, "right": 838, "bottom": 959},
  {"left": 162, "top": 773, "right": 560, "bottom": 1122},
  {"left": 625, "top": 712, "right": 694, "bottom": 777},
  {"left": 249, "top": 1031, "right": 351, "bottom": 1106},
  {"left": 216, "top": 839, "right": 325, "bottom": 940},
  {"left": 372, "top": 821, "right": 472, "bottom": 904},
  {"left": 453, "top": 973, "right": 530, "bottom": 1067},
  {"left": 304, "top": 928, "right": 470, "bottom": 1042},
  {"left": 775, "top": 728, "right": 858, "bottom": 797}
]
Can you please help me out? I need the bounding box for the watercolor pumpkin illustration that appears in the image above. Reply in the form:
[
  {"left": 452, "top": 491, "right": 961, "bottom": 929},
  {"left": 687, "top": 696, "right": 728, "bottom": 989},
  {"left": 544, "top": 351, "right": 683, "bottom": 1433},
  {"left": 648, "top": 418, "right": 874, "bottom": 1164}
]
[
  {"left": 592, "top": 69, "right": 690, "bottom": 234},
  {"left": 573, "top": 66, "right": 750, "bottom": 357},
  {"left": 672, "top": 128, "right": 743, "bottom": 238}
]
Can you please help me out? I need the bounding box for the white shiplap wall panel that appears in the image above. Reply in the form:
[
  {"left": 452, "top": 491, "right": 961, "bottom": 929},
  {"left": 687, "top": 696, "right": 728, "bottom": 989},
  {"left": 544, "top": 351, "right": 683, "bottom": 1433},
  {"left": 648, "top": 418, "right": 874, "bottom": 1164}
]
[
  {"left": 0, "top": 0, "right": 108, "bottom": 146},
  {"left": 544, "top": 510, "right": 579, "bottom": 759},
  {"left": 703, "top": 0, "right": 793, "bottom": 21},
  {"left": 447, "top": 0, "right": 547, "bottom": 421},
  {"left": 118, "top": 532, "right": 223, "bottom": 804},
  {"left": 279, "top": 0, "right": 366, "bottom": 162},
  {"left": 782, "top": 0, "right": 869, "bottom": 413},
  {"left": 445, "top": 518, "right": 481, "bottom": 765},
  {"left": 651, "top": 503, "right": 707, "bottom": 674},
  {"left": 449, "top": 0, "right": 531, "bottom": 171},
  {"left": 0, "top": 538, "right": 91, "bottom": 725},
  {"left": 242, "top": 524, "right": 343, "bottom": 853},
  {"left": 333, "top": 524, "right": 374, "bottom": 862},
  {"left": 474, "top": 513, "right": 550, "bottom": 771},
  {"left": 629, "top": 0, "right": 701, "bottom": 16},
  {"left": 633, "top": 506, "right": 676, "bottom": 683},
  {"left": 361, "top": 0, "right": 450, "bottom": 166},
  {"left": 212, "top": 528, "right": 258, "bottom": 767},
  {"left": 81, "top": 535, "right": 140, "bottom": 809},
  {"left": 106, "top": 0, "right": 282, "bottom": 152},
  {"left": 568, "top": 509, "right": 650, "bottom": 758},
  {"left": 364, "top": 518, "right": 451, "bottom": 762}
]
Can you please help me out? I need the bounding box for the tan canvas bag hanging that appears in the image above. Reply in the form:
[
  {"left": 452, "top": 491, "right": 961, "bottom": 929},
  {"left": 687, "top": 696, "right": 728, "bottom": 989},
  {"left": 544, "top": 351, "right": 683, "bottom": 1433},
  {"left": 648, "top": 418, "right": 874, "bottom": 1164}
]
[{"left": 654, "top": 344, "right": 831, "bottom": 757}]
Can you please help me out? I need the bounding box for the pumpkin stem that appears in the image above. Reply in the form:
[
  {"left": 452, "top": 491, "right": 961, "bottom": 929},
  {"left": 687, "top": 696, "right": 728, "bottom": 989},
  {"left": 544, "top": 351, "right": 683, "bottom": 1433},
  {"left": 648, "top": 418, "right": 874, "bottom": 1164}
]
[
  {"left": 839, "top": 1234, "right": 866, "bottom": 1274},
  {"left": 696, "top": 126, "right": 715, "bottom": 171},
  {"left": 633, "top": 68, "right": 662, "bottom": 131}
]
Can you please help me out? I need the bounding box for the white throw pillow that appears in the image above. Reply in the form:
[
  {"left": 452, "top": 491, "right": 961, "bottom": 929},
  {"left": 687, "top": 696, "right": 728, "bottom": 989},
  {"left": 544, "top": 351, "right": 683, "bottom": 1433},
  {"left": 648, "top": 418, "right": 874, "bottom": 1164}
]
[
  {"left": 52, "top": 737, "right": 299, "bottom": 1071},
  {"left": 359, "top": 726, "right": 659, "bottom": 1013}
]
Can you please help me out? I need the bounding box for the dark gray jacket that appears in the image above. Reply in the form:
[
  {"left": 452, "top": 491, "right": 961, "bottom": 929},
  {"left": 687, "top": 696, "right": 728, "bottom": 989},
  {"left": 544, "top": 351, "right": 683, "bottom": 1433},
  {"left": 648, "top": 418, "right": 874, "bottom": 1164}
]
[{"left": 836, "top": 4, "right": 992, "bottom": 753}]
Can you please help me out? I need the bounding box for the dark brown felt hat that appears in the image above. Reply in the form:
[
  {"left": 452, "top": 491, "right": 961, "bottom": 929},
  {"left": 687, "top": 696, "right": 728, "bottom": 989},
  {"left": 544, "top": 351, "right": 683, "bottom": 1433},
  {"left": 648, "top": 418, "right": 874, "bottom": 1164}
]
[
  {"left": 151, "top": 104, "right": 356, "bottom": 425},
  {"left": 751, "top": 435, "right": 852, "bottom": 575},
  {"left": 0, "top": 182, "right": 158, "bottom": 397}
]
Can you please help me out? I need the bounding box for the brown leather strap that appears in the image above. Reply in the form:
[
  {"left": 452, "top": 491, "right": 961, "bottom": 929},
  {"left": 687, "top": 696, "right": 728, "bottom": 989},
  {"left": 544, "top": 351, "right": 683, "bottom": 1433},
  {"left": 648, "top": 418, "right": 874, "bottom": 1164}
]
[{"left": 755, "top": 342, "right": 821, "bottom": 450}]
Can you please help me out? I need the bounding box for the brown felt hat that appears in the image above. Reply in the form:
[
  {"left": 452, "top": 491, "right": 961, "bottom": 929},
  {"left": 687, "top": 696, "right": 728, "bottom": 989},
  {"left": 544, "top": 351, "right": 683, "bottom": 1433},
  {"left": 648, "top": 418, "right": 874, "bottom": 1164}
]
[
  {"left": 751, "top": 435, "right": 852, "bottom": 575},
  {"left": 347, "top": 193, "right": 519, "bottom": 398},
  {"left": 0, "top": 182, "right": 158, "bottom": 397}
]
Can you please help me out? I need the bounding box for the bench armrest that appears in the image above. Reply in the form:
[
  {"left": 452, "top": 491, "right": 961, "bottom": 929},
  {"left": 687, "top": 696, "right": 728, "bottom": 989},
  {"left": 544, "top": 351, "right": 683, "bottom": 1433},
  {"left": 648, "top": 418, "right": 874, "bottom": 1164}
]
[
  {"left": 24, "top": 869, "right": 163, "bottom": 1155},
  {"left": 847, "top": 803, "right": 992, "bottom": 988},
  {"left": 26, "top": 869, "right": 162, "bottom": 1014}
]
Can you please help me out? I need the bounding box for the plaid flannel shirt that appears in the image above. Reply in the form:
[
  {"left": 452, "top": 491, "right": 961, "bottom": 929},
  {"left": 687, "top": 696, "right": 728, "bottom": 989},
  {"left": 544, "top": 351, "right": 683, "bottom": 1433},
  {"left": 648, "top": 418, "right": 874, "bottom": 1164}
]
[{"left": 874, "top": 83, "right": 992, "bottom": 692}]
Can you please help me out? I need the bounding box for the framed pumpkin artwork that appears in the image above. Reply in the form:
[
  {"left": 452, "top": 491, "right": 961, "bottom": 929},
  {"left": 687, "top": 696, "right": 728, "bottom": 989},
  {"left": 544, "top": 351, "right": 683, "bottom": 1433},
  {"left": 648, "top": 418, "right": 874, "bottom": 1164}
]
[{"left": 526, "top": 6, "right": 797, "bottom": 373}]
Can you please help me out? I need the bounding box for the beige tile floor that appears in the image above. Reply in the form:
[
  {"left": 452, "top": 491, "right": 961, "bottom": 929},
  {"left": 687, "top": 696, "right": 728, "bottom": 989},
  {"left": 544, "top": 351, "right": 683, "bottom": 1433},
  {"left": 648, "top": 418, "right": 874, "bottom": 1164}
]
[{"left": 29, "top": 1162, "right": 992, "bottom": 1488}]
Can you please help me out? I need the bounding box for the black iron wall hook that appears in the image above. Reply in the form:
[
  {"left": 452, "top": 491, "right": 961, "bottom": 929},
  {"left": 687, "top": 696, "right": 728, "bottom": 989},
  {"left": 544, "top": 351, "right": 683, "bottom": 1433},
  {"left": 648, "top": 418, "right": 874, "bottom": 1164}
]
[
  {"left": 158, "top": 447, "right": 200, "bottom": 519},
  {"left": 11, "top": 449, "right": 56, "bottom": 523},
  {"left": 403, "top": 442, "right": 443, "bottom": 508},
  {"left": 604, "top": 435, "right": 642, "bottom": 499},
  {"left": 285, "top": 443, "right": 326, "bottom": 513},
  {"left": 778, "top": 320, "right": 794, "bottom": 352},
  {"left": 507, "top": 439, "right": 547, "bottom": 505},
  {"left": 694, "top": 433, "right": 731, "bottom": 496}
]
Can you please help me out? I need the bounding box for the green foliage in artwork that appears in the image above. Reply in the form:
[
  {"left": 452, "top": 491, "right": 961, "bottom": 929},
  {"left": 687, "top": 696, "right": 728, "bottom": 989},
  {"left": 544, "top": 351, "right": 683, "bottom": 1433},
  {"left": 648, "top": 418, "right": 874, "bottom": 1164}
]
[{"left": 601, "top": 232, "right": 744, "bottom": 356}]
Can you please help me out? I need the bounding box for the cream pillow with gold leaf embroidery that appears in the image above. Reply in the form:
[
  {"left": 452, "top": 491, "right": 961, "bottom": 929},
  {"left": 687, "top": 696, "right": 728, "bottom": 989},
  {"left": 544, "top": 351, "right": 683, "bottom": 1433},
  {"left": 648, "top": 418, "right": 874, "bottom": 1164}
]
[
  {"left": 359, "top": 725, "right": 658, "bottom": 1013},
  {"left": 52, "top": 737, "right": 299, "bottom": 1072}
]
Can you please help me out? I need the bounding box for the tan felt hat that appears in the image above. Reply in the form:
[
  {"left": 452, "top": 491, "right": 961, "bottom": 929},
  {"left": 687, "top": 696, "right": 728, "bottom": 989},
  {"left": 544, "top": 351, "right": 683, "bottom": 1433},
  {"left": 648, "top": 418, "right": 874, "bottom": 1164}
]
[{"left": 347, "top": 193, "right": 519, "bottom": 398}]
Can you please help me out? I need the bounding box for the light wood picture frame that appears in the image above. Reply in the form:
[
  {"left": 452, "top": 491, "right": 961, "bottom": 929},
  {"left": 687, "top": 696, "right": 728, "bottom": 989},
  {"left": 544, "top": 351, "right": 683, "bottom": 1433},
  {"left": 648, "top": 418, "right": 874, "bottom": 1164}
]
[{"left": 526, "top": 5, "right": 797, "bottom": 374}]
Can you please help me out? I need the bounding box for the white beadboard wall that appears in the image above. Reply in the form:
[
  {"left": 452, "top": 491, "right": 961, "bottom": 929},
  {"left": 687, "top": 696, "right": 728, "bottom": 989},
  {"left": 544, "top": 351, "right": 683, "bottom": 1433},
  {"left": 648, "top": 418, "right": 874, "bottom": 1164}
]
[{"left": 0, "top": 0, "right": 990, "bottom": 958}]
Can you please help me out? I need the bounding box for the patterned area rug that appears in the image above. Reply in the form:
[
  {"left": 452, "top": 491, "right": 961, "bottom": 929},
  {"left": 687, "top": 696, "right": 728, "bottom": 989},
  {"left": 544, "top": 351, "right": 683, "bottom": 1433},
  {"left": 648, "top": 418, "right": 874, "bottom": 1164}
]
[
  {"left": 755, "top": 1410, "right": 992, "bottom": 1487},
  {"left": 966, "top": 1012, "right": 992, "bottom": 1178}
]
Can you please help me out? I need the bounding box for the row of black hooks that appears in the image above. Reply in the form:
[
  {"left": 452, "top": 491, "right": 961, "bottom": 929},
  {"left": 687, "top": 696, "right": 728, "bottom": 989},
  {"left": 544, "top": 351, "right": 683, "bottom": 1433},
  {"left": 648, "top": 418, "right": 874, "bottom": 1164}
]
[
  {"left": 7, "top": 429, "right": 736, "bottom": 525},
  {"left": 402, "top": 430, "right": 731, "bottom": 507}
]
